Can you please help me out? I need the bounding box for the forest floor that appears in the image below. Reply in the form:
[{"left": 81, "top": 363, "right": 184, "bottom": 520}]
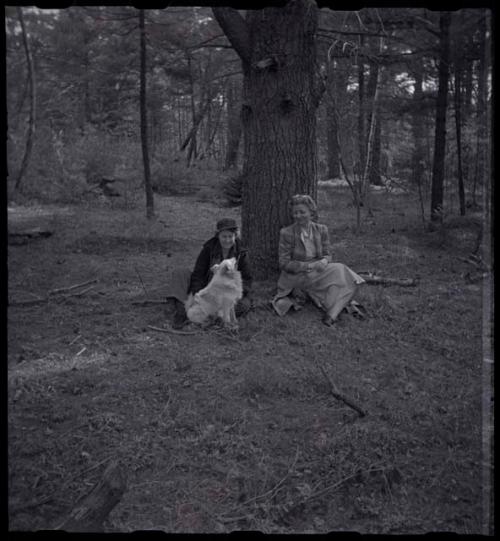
[{"left": 7, "top": 186, "right": 493, "bottom": 533}]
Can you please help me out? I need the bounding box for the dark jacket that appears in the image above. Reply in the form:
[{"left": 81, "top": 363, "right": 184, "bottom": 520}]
[{"left": 189, "top": 237, "right": 253, "bottom": 296}]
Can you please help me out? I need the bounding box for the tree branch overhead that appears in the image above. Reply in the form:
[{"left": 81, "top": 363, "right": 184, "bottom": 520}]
[{"left": 211, "top": 7, "right": 251, "bottom": 64}]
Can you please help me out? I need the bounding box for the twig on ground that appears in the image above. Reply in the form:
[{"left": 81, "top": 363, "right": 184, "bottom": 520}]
[
  {"left": 59, "top": 285, "right": 95, "bottom": 299},
  {"left": 209, "top": 328, "right": 243, "bottom": 344},
  {"left": 147, "top": 325, "right": 199, "bottom": 336},
  {"left": 11, "top": 281, "right": 98, "bottom": 306},
  {"left": 458, "top": 256, "right": 489, "bottom": 271},
  {"left": 358, "top": 273, "right": 417, "bottom": 287},
  {"left": 316, "top": 360, "right": 367, "bottom": 417},
  {"left": 220, "top": 445, "right": 300, "bottom": 518},
  {"left": 134, "top": 267, "right": 149, "bottom": 297},
  {"left": 277, "top": 465, "right": 388, "bottom": 519},
  {"left": 48, "top": 279, "right": 98, "bottom": 296},
  {"left": 9, "top": 456, "right": 113, "bottom": 515},
  {"left": 132, "top": 299, "right": 168, "bottom": 305},
  {"left": 75, "top": 347, "right": 87, "bottom": 357},
  {"left": 69, "top": 334, "right": 82, "bottom": 346},
  {"left": 9, "top": 298, "right": 48, "bottom": 307}
]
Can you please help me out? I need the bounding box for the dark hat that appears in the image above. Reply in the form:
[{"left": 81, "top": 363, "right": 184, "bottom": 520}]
[{"left": 216, "top": 218, "right": 238, "bottom": 233}]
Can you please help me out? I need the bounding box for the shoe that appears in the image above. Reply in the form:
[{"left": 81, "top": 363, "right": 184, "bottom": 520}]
[
  {"left": 322, "top": 314, "right": 336, "bottom": 327},
  {"left": 349, "top": 301, "right": 367, "bottom": 320}
]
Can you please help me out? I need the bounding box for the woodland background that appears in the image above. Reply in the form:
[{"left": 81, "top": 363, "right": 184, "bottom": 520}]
[
  {"left": 7, "top": 4, "right": 493, "bottom": 535},
  {"left": 6, "top": 6, "right": 491, "bottom": 225}
]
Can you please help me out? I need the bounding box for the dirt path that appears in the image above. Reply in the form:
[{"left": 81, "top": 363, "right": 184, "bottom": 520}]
[{"left": 7, "top": 193, "right": 490, "bottom": 533}]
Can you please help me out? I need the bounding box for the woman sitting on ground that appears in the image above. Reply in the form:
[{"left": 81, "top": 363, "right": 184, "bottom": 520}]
[
  {"left": 166, "top": 218, "right": 253, "bottom": 329},
  {"left": 272, "top": 194, "right": 365, "bottom": 326}
]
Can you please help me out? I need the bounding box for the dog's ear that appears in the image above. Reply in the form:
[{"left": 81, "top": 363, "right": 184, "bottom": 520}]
[{"left": 210, "top": 263, "right": 220, "bottom": 273}]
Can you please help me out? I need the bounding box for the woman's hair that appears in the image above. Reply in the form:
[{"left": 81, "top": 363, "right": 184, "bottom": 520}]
[{"left": 289, "top": 194, "right": 318, "bottom": 221}]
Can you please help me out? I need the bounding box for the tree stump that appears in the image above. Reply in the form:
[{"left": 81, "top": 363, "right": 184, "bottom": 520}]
[
  {"left": 56, "top": 461, "right": 126, "bottom": 532},
  {"left": 8, "top": 227, "right": 53, "bottom": 245}
]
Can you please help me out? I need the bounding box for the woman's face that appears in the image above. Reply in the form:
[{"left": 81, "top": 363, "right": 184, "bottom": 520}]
[
  {"left": 218, "top": 230, "right": 236, "bottom": 251},
  {"left": 292, "top": 204, "right": 312, "bottom": 225}
]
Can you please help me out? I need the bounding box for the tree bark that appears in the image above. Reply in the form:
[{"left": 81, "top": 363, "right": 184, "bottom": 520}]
[
  {"left": 430, "top": 11, "right": 452, "bottom": 224},
  {"left": 454, "top": 52, "right": 466, "bottom": 216},
  {"left": 139, "top": 10, "right": 154, "bottom": 219},
  {"left": 14, "top": 7, "right": 36, "bottom": 193},
  {"left": 223, "top": 76, "right": 242, "bottom": 170},
  {"left": 213, "top": 1, "right": 325, "bottom": 279}
]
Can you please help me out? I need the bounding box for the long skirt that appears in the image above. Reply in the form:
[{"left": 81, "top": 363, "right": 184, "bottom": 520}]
[{"left": 272, "top": 262, "right": 365, "bottom": 317}]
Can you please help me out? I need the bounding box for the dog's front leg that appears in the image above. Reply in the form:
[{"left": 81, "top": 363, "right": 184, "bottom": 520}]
[{"left": 220, "top": 304, "right": 238, "bottom": 330}]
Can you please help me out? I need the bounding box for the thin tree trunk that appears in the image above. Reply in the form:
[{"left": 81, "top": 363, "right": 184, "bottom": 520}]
[
  {"left": 14, "top": 7, "right": 36, "bottom": 193},
  {"left": 361, "top": 57, "right": 381, "bottom": 221},
  {"left": 454, "top": 56, "right": 466, "bottom": 215},
  {"left": 139, "top": 10, "right": 154, "bottom": 219},
  {"left": 473, "top": 11, "right": 487, "bottom": 207},
  {"left": 430, "top": 11, "right": 452, "bottom": 224},
  {"left": 366, "top": 57, "right": 382, "bottom": 187},
  {"left": 411, "top": 56, "right": 427, "bottom": 227},
  {"left": 357, "top": 36, "right": 366, "bottom": 181},
  {"left": 325, "top": 60, "right": 343, "bottom": 180},
  {"left": 185, "top": 53, "right": 198, "bottom": 166},
  {"left": 204, "top": 94, "right": 225, "bottom": 158}
]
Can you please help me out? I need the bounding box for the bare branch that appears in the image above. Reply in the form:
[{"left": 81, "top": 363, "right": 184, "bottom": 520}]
[{"left": 211, "top": 7, "right": 251, "bottom": 64}]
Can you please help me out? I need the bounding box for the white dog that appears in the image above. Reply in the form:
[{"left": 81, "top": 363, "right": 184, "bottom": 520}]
[{"left": 185, "top": 257, "right": 243, "bottom": 326}]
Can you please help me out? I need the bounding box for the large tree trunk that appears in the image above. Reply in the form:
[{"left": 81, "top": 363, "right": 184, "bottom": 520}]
[
  {"left": 14, "top": 7, "right": 36, "bottom": 193},
  {"left": 223, "top": 76, "right": 242, "bottom": 170},
  {"left": 139, "top": 10, "right": 154, "bottom": 219},
  {"left": 213, "top": 0, "right": 325, "bottom": 279},
  {"left": 430, "top": 11, "right": 452, "bottom": 224}
]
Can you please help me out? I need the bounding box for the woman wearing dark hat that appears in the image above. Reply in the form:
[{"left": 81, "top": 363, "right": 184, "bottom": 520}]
[{"left": 166, "top": 218, "right": 253, "bottom": 328}]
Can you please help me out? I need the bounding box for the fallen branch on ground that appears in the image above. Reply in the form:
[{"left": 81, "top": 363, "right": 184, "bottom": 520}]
[
  {"left": 316, "top": 361, "right": 367, "bottom": 417},
  {"left": 59, "top": 285, "right": 96, "bottom": 299},
  {"left": 147, "top": 325, "right": 199, "bottom": 336},
  {"left": 9, "top": 298, "right": 49, "bottom": 307},
  {"left": 458, "top": 255, "right": 489, "bottom": 271},
  {"left": 358, "top": 273, "right": 417, "bottom": 287},
  {"left": 8, "top": 227, "right": 53, "bottom": 245},
  {"left": 10, "top": 457, "right": 113, "bottom": 515},
  {"left": 48, "top": 279, "right": 98, "bottom": 296},
  {"left": 10, "top": 280, "right": 98, "bottom": 306},
  {"left": 55, "top": 460, "right": 126, "bottom": 532},
  {"left": 132, "top": 299, "right": 168, "bottom": 305}
]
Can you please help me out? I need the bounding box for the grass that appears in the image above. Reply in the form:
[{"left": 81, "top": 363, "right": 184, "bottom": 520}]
[{"left": 7, "top": 186, "right": 492, "bottom": 533}]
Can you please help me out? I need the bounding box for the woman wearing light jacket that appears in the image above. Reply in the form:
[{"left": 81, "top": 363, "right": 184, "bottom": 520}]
[{"left": 272, "top": 194, "right": 365, "bottom": 326}]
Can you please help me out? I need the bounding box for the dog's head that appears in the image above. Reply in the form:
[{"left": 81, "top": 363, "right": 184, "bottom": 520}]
[{"left": 211, "top": 257, "right": 238, "bottom": 277}]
